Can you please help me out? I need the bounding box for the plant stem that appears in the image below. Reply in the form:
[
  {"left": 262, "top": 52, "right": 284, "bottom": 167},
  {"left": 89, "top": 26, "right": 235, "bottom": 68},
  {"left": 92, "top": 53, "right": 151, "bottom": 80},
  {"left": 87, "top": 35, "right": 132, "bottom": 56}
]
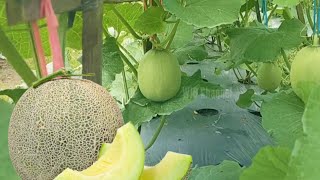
[
  {"left": 281, "top": 48, "right": 291, "bottom": 70},
  {"left": 122, "top": 68, "right": 130, "bottom": 102},
  {"left": 216, "top": 29, "right": 223, "bottom": 52},
  {"left": 163, "top": 20, "right": 180, "bottom": 49},
  {"left": 245, "top": 63, "right": 258, "bottom": 77},
  {"left": 117, "top": 41, "right": 139, "bottom": 65},
  {"left": 29, "top": 23, "right": 42, "bottom": 78},
  {"left": 111, "top": 6, "right": 142, "bottom": 40},
  {"left": 236, "top": 68, "right": 244, "bottom": 80},
  {"left": 284, "top": 7, "right": 294, "bottom": 19},
  {"left": 119, "top": 51, "right": 138, "bottom": 77},
  {"left": 255, "top": 0, "right": 262, "bottom": 23},
  {"left": 145, "top": 116, "right": 166, "bottom": 151},
  {"left": 232, "top": 68, "right": 241, "bottom": 81},
  {"left": 296, "top": 3, "right": 306, "bottom": 24},
  {"left": 243, "top": 0, "right": 251, "bottom": 27},
  {"left": 307, "top": 5, "right": 315, "bottom": 33},
  {"left": 268, "top": 5, "right": 278, "bottom": 22}
]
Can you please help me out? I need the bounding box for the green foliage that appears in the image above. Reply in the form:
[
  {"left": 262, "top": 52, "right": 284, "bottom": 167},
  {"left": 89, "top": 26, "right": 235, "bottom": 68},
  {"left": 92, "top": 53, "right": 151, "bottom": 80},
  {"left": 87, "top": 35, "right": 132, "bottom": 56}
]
[
  {"left": 273, "top": 0, "right": 301, "bottom": 7},
  {"left": 104, "top": 3, "right": 143, "bottom": 34},
  {"left": 286, "top": 86, "right": 320, "bottom": 179},
  {"left": 123, "top": 71, "right": 223, "bottom": 125},
  {"left": 226, "top": 19, "right": 305, "bottom": 64},
  {"left": 0, "top": 100, "right": 19, "bottom": 179},
  {"left": 190, "top": 160, "right": 243, "bottom": 180},
  {"left": 102, "top": 37, "right": 124, "bottom": 88},
  {"left": 163, "top": 0, "right": 242, "bottom": 28},
  {"left": 236, "top": 89, "right": 254, "bottom": 108},
  {"left": 261, "top": 91, "right": 304, "bottom": 149},
  {"left": 240, "top": 146, "right": 291, "bottom": 180},
  {"left": 0, "top": 88, "right": 26, "bottom": 103},
  {"left": 134, "top": 7, "right": 166, "bottom": 35}
]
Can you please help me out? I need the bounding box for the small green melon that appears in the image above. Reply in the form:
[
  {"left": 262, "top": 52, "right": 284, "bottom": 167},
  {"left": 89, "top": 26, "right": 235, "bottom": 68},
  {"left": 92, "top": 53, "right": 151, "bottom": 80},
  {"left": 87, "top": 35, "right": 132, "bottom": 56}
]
[
  {"left": 138, "top": 49, "right": 181, "bottom": 102},
  {"left": 257, "top": 63, "right": 282, "bottom": 91},
  {"left": 290, "top": 46, "right": 320, "bottom": 103}
]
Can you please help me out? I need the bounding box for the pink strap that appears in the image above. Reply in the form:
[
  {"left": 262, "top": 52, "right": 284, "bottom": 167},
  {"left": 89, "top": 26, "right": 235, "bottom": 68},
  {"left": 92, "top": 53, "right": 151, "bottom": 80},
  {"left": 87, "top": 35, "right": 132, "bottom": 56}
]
[
  {"left": 31, "top": 22, "right": 48, "bottom": 76},
  {"left": 41, "top": 0, "right": 64, "bottom": 71}
]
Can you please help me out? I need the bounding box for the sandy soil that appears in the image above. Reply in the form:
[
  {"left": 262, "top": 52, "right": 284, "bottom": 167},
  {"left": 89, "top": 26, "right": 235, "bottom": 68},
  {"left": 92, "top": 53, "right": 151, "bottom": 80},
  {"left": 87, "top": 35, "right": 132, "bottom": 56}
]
[{"left": 0, "top": 59, "right": 23, "bottom": 90}]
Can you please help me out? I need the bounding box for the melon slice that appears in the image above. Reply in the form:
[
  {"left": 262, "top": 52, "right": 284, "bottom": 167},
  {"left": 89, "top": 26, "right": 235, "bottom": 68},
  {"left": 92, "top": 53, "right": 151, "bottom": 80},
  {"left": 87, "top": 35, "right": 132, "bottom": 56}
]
[
  {"left": 97, "top": 143, "right": 192, "bottom": 180},
  {"left": 54, "top": 122, "right": 145, "bottom": 180},
  {"left": 140, "top": 152, "right": 192, "bottom": 180}
]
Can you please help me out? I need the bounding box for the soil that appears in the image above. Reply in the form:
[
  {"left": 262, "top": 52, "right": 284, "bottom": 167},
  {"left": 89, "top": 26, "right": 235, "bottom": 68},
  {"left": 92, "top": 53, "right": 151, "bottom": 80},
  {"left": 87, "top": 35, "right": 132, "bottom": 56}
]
[{"left": 0, "top": 59, "right": 23, "bottom": 90}]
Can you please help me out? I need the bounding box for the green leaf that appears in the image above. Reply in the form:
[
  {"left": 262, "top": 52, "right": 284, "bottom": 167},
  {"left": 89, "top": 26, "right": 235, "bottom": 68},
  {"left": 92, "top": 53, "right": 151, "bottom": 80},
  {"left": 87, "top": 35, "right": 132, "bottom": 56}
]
[
  {"left": 104, "top": 3, "right": 143, "bottom": 34},
  {"left": 174, "top": 45, "right": 208, "bottom": 65},
  {"left": 240, "top": 146, "right": 291, "bottom": 180},
  {"left": 123, "top": 70, "right": 223, "bottom": 125},
  {"left": 170, "top": 21, "right": 194, "bottom": 49},
  {"left": 285, "top": 86, "right": 320, "bottom": 180},
  {"left": 0, "top": 88, "right": 27, "bottom": 103},
  {"left": 236, "top": 89, "right": 254, "bottom": 108},
  {"left": 163, "top": 0, "right": 242, "bottom": 28},
  {"left": 0, "top": 2, "right": 51, "bottom": 59},
  {"left": 110, "top": 71, "right": 138, "bottom": 102},
  {"left": 134, "top": 7, "right": 166, "bottom": 35},
  {"left": 0, "top": 100, "right": 19, "bottom": 179},
  {"left": 273, "top": 0, "right": 301, "bottom": 7},
  {"left": 190, "top": 160, "right": 243, "bottom": 180},
  {"left": 261, "top": 91, "right": 304, "bottom": 149},
  {"left": 226, "top": 19, "right": 305, "bottom": 64},
  {"left": 102, "top": 37, "right": 124, "bottom": 88},
  {"left": 66, "top": 12, "right": 82, "bottom": 50}
]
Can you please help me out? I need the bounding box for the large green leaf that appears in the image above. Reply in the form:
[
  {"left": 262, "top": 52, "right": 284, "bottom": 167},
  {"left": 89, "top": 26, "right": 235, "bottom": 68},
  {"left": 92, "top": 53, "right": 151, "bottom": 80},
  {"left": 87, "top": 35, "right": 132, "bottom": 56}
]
[
  {"left": 273, "top": 0, "right": 301, "bottom": 6},
  {"left": 190, "top": 160, "right": 243, "bottom": 180},
  {"left": 134, "top": 7, "right": 166, "bottom": 35},
  {"left": 0, "top": 88, "right": 27, "bottom": 103},
  {"left": 170, "top": 21, "right": 194, "bottom": 49},
  {"left": 65, "top": 12, "right": 82, "bottom": 50},
  {"left": 163, "top": 0, "right": 242, "bottom": 28},
  {"left": 122, "top": 70, "right": 223, "bottom": 126},
  {"left": 226, "top": 19, "right": 305, "bottom": 64},
  {"left": 104, "top": 3, "right": 143, "bottom": 34},
  {"left": 0, "top": 100, "right": 19, "bottom": 179},
  {"left": 240, "top": 146, "right": 291, "bottom": 180},
  {"left": 174, "top": 45, "right": 208, "bottom": 65},
  {"left": 261, "top": 91, "right": 304, "bottom": 149},
  {"left": 285, "top": 86, "right": 320, "bottom": 179},
  {"left": 102, "top": 37, "right": 124, "bottom": 88}
]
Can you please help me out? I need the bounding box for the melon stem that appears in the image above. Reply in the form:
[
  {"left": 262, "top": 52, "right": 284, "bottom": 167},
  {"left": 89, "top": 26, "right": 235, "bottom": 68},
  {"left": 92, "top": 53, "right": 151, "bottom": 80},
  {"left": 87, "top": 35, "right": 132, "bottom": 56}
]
[{"left": 145, "top": 115, "right": 166, "bottom": 151}]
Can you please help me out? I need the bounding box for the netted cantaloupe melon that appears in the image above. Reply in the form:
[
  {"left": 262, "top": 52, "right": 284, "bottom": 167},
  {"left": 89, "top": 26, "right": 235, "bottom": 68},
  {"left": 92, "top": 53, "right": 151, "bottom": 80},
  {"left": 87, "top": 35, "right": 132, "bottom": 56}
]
[
  {"left": 8, "top": 78, "right": 124, "bottom": 180},
  {"left": 54, "top": 122, "right": 145, "bottom": 180}
]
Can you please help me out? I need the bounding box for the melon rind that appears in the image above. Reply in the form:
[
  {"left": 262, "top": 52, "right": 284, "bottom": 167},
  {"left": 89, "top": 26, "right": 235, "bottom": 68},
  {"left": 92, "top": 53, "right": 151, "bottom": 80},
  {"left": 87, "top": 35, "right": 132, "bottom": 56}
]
[
  {"left": 8, "top": 79, "right": 124, "bottom": 180},
  {"left": 290, "top": 46, "right": 320, "bottom": 103}
]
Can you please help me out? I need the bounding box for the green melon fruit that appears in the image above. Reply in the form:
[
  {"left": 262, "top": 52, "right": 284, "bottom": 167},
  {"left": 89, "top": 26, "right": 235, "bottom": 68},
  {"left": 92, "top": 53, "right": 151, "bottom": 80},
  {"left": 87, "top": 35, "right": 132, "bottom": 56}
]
[
  {"left": 290, "top": 46, "right": 320, "bottom": 103},
  {"left": 8, "top": 79, "right": 124, "bottom": 180},
  {"left": 138, "top": 49, "right": 181, "bottom": 102},
  {"left": 54, "top": 122, "right": 145, "bottom": 180},
  {"left": 257, "top": 63, "right": 282, "bottom": 91}
]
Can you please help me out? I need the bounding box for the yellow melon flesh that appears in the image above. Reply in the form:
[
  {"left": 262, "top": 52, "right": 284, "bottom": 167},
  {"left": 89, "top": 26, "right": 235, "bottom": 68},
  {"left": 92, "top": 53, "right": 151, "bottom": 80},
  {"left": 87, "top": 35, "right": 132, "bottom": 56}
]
[
  {"left": 54, "top": 123, "right": 145, "bottom": 180},
  {"left": 140, "top": 152, "right": 192, "bottom": 180}
]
